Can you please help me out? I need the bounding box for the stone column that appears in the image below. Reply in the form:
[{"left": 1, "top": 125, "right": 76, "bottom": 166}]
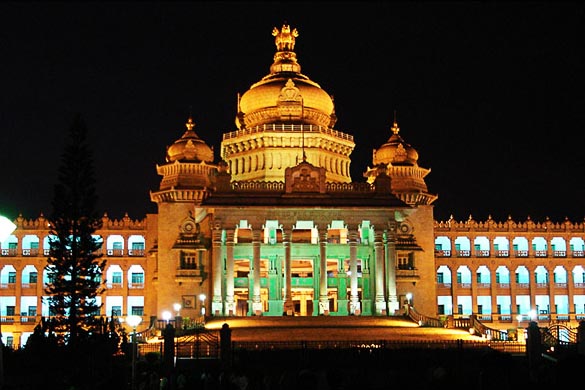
[
  {"left": 528, "top": 265, "right": 536, "bottom": 317},
  {"left": 349, "top": 230, "right": 360, "bottom": 315},
  {"left": 252, "top": 230, "right": 262, "bottom": 315},
  {"left": 283, "top": 229, "right": 294, "bottom": 315},
  {"left": 225, "top": 229, "right": 236, "bottom": 316},
  {"left": 567, "top": 267, "right": 575, "bottom": 320},
  {"left": 14, "top": 266, "right": 22, "bottom": 317},
  {"left": 319, "top": 231, "right": 329, "bottom": 315},
  {"left": 450, "top": 266, "right": 458, "bottom": 315},
  {"left": 385, "top": 231, "right": 399, "bottom": 314},
  {"left": 211, "top": 229, "right": 224, "bottom": 316},
  {"left": 374, "top": 231, "right": 387, "bottom": 315},
  {"left": 546, "top": 265, "right": 555, "bottom": 319}
]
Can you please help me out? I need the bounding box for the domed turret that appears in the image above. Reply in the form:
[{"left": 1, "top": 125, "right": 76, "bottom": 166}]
[
  {"left": 364, "top": 114, "right": 437, "bottom": 206},
  {"left": 166, "top": 117, "right": 214, "bottom": 163},
  {"left": 372, "top": 119, "right": 419, "bottom": 166},
  {"left": 151, "top": 116, "right": 217, "bottom": 205}
]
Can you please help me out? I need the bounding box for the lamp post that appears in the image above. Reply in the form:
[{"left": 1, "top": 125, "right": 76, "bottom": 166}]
[
  {"left": 173, "top": 302, "right": 181, "bottom": 317},
  {"left": 199, "top": 294, "right": 206, "bottom": 317},
  {"left": 126, "top": 315, "right": 142, "bottom": 390},
  {"left": 162, "top": 310, "right": 172, "bottom": 324},
  {"left": 0, "top": 215, "right": 16, "bottom": 390}
]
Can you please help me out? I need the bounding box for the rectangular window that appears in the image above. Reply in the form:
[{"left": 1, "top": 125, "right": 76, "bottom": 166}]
[
  {"left": 8, "top": 272, "right": 16, "bottom": 283},
  {"left": 181, "top": 252, "right": 197, "bottom": 269},
  {"left": 438, "top": 304, "right": 445, "bottom": 315},
  {"left": 132, "top": 242, "right": 145, "bottom": 250},
  {"left": 111, "top": 306, "right": 121, "bottom": 316},
  {"left": 476, "top": 273, "right": 481, "bottom": 283},
  {"left": 456, "top": 272, "right": 462, "bottom": 284},
  {"left": 495, "top": 273, "right": 500, "bottom": 283},
  {"left": 497, "top": 304, "right": 501, "bottom": 314},
  {"left": 457, "top": 304, "right": 463, "bottom": 315},
  {"left": 435, "top": 243, "right": 442, "bottom": 250},
  {"left": 28, "top": 307, "right": 37, "bottom": 316},
  {"left": 113, "top": 242, "right": 123, "bottom": 249},
  {"left": 6, "top": 306, "right": 15, "bottom": 316},
  {"left": 131, "top": 273, "right": 144, "bottom": 284},
  {"left": 131, "top": 306, "right": 144, "bottom": 316},
  {"left": 437, "top": 273, "right": 444, "bottom": 284},
  {"left": 29, "top": 272, "right": 38, "bottom": 283},
  {"left": 112, "top": 272, "right": 122, "bottom": 284}
]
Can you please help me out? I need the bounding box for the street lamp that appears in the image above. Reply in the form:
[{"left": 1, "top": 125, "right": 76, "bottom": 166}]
[
  {"left": 173, "top": 302, "right": 181, "bottom": 317},
  {"left": 126, "top": 315, "right": 142, "bottom": 390},
  {"left": 199, "top": 294, "right": 206, "bottom": 316},
  {"left": 406, "top": 293, "right": 412, "bottom": 305},
  {"left": 162, "top": 310, "right": 172, "bottom": 324},
  {"left": 0, "top": 215, "right": 16, "bottom": 390}
]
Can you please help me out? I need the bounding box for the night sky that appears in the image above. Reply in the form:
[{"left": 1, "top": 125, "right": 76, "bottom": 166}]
[{"left": 1, "top": 2, "right": 584, "bottom": 223}]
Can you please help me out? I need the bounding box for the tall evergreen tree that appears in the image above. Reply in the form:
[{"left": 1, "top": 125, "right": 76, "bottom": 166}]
[{"left": 45, "top": 113, "right": 105, "bottom": 347}]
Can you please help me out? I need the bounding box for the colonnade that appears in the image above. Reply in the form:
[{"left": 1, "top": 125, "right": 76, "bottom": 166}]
[{"left": 209, "top": 225, "right": 401, "bottom": 317}]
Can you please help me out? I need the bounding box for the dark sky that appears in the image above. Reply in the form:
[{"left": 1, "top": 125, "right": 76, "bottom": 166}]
[{"left": 1, "top": 1, "right": 584, "bottom": 223}]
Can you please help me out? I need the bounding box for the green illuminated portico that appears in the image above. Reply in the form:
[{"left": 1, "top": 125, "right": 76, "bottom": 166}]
[{"left": 205, "top": 160, "right": 424, "bottom": 317}]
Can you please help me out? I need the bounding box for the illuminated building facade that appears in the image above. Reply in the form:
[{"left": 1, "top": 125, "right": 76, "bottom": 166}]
[{"left": 1, "top": 24, "right": 584, "bottom": 348}]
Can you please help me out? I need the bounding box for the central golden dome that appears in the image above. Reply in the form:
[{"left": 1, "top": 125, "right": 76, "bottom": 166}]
[{"left": 236, "top": 24, "right": 336, "bottom": 129}]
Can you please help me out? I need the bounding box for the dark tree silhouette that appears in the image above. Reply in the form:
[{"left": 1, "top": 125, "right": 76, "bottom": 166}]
[{"left": 44, "top": 113, "right": 106, "bottom": 347}]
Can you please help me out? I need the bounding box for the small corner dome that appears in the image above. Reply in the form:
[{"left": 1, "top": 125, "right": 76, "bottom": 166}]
[
  {"left": 373, "top": 121, "right": 419, "bottom": 166},
  {"left": 166, "top": 117, "right": 214, "bottom": 163}
]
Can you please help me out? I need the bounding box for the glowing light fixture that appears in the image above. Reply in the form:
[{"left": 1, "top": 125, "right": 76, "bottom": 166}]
[
  {"left": 173, "top": 303, "right": 181, "bottom": 317},
  {"left": 199, "top": 294, "right": 206, "bottom": 316}
]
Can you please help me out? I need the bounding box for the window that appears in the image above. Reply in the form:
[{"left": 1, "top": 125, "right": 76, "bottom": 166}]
[
  {"left": 6, "top": 336, "right": 13, "bottom": 348},
  {"left": 397, "top": 254, "right": 414, "bottom": 270},
  {"left": 437, "top": 273, "right": 444, "bottom": 284},
  {"left": 28, "top": 307, "right": 37, "bottom": 316},
  {"left": 112, "top": 272, "right": 122, "bottom": 284},
  {"left": 131, "top": 306, "right": 144, "bottom": 316},
  {"left": 6, "top": 306, "right": 15, "bottom": 316},
  {"left": 181, "top": 252, "right": 197, "bottom": 269},
  {"left": 111, "top": 306, "right": 121, "bottom": 316},
  {"left": 131, "top": 273, "right": 144, "bottom": 284},
  {"left": 29, "top": 272, "right": 38, "bottom": 283},
  {"left": 8, "top": 272, "right": 16, "bottom": 283}
]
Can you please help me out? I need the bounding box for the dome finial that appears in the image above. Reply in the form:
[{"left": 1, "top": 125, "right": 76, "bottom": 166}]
[
  {"left": 186, "top": 116, "right": 195, "bottom": 131},
  {"left": 272, "top": 24, "right": 299, "bottom": 52},
  {"left": 391, "top": 110, "right": 400, "bottom": 135}
]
